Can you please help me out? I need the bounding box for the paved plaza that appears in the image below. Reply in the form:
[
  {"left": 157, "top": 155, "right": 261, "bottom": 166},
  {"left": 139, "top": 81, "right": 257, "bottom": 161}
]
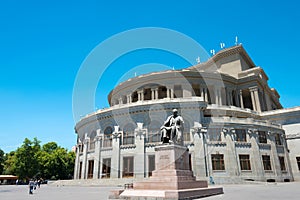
[{"left": 0, "top": 182, "right": 300, "bottom": 200}]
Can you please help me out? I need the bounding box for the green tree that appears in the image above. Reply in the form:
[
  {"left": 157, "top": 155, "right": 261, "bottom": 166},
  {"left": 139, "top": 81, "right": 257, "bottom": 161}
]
[
  {"left": 38, "top": 143, "right": 75, "bottom": 180},
  {"left": 3, "top": 151, "right": 16, "bottom": 175},
  {"left": 42, "top": 142, "right": 58, "bottom": 153},
  {"left": 12, "top": 138, "right": 41, "bottom": 179},
  {"left": 3, "top": 138, "right": 75, "bottom": 180},
  {"left": 0, "top": 148, "right": 5, "bottom": 174}
]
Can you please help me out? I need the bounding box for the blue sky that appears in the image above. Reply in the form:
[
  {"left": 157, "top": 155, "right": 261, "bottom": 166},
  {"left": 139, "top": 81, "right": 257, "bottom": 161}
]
[{"left": 0, "top": 0, "right": 299, "bottom": 153}]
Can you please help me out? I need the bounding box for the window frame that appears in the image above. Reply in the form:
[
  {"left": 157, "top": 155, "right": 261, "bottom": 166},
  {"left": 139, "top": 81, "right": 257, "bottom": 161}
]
[
  {"left": 239, "top": 154, "right": 251, "bottom": 171},
  {"left": 262, "top": 155, "right": 272, "bottom": 171},
  {"left": 258, "top": 131, "right": 268, "bottom": 144},
  {"left": 211, "top": 154, "right": 225, "bottom": 171},
  {"left": 123, "top": 156, "right": 134, "bottom": 178},
  {"left": 235, "top": 129, "right": 247, "bottom": 142}
]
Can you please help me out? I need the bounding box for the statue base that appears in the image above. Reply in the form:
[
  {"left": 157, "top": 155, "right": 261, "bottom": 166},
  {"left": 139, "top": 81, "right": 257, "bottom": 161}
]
[{"left": 111, "top": 144, "right": 223, "bottom": 199}]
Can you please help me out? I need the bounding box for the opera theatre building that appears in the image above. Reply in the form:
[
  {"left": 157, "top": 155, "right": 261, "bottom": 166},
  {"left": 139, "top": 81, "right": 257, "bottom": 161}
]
[{"left": 73, "top": 45, "right": 300, "bottom": 184}]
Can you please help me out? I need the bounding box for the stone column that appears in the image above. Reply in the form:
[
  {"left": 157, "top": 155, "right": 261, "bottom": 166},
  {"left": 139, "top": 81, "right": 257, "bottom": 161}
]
[
  {"left": 167, "top": 87, "right": 170, "bottom": 98},
  {"left": 226, "top": 89, "right": 231, "bottom": 106},
  {"left": 74, "top": 143, "right": 81, "bottom": 179},
  {"left": 137, "top": 91, "right": 141, "bottom": 101},
  {"left": 155, "top": 88, "right": 159, "bottom": 100},
  {"left": 134, "top": 123, "right": 146, "bottom": 179},
  {"left": 282, "top": 132, "right": 294, "bottom": 180},
  {"left": 250, "top": 89, "right": 257, "bottom": 111},
  {"left": 140, "top": 90, "right": 144, "bottom": 101},
  {"left": 249, "top": 129, "right": 264, "bottom": 180},
  {"left": 93, "top": 129, "right": 102, "bottom": 179},
  {"left": 111, "top": 126, "right": 121, "bottom": 178},
  {"left": 81, "top": 134, "right": 89, "bottom": 179},
  {"left": 218, "top": 88, "right": 223, "bottom": 105},
  {"left": 253, "top": 88, "right": 262, "bottom": 112},
  {"left": 269, "top": 132, "right": 280, "bottom": 178},
  {"left": 264, "top": 89, "right": 272, "bottom": 111},
  {"left": 192, "top": 123, "right": 207, "bottom": 179},
  {"left": 214, "top": 88, "right": 219, "bottom": 105},
  {"left": 239, "top": 90, "right": 244, "bottom": 108},
  {"left": 229, "top": 89, "right": 235, "bottom": 106},
  {"left": 119, "top": 97, "right": 123, "bottom": 105},
  {"left": 127, "top": 94, "right": 131, "bottom": 104},
  {"left": 224, "top": 128, "right": 239, "bottom": 177},
  {"left": 250, "top": 87, "right": 262, "bottom": 112},
  {"left": 201, "top": 87, "right": 204, "bottom": 99},
  {"left": 170, "top": 88, "right": 174, "bottom": 99},
  {"left": 151, "top": 89, "right": 155, "bottom": 100},
  {"left": 234, "top": 90, "right": 239, "bottom": 107},
  {"left": 204, "top": 88, "right": 208, "bottom": 102}
]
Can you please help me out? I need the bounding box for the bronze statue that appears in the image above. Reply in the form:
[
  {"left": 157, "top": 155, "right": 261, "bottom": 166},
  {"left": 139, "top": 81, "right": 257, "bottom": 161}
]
[{"left": 160, "top": 109, "right": 184, "bottom": 145}]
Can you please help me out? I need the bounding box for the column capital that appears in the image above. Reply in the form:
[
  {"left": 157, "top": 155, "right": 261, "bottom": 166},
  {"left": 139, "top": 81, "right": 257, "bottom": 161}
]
[
  {"left": 112, "top": 126, "right": 122, "bottom": 139},
  {"left": 95, "top": 134, "right": 103, "bottom": 141},
  {"left": 249, "top": 86, "right": 259, "bottom": 92}
]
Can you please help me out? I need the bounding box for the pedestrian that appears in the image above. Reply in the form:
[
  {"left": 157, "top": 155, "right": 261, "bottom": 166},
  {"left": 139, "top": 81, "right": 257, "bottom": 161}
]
[
  {"left": 34, "top": 179, "right": 37, "bottom": 190},
  {"left": 28, "top": 179, "right": 34, "bottom": 194},
  {"left": 37, "top": 179, "right": 41, "bottom": 188}
]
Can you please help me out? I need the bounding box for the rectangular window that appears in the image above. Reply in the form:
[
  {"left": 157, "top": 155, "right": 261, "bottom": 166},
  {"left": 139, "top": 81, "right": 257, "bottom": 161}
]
[
  {"left": 211, "top": 154, "right": 225, "bottom": 170},
  {"left": 297, "top": 157, "right": 300, "bottom": 171},
  {"left": 275, "top": 134, "right": 282, "bottom": 145},
  {"left": 148, "top": 155, "right": 155, "bottom": 177},
  {"left": 236, "top": 129, "right": 247, "bottom": 142},
  {"left": 262, "top": 155, "right": 272, "bottom": 171},
  {"left": 87, "top": 160, "right": 94, "bottom": 179},
  {"left": 258, "top": 131, "right": 267, "bottom": 144},
  {"left": 103, "top": 134, "right": 112, "bottom": 148},
  {"left": 208, "top": 128, "right": 222, "bottom": 141},
  {"left": 122, "top": 132, "right": 135, "bottom": 145},
  {"left": 123, "top": 157, "right": 134, "bottom": 177},
  {"left": 102, "top": 158, "right": 111, "bottom": 178},
  {"left": 239, "top": 154, "right": 251, "bottom": 170},
  {"left": 79, "top": 162, "right": 82, "bottom": 179},
  {"left": 278, "top": 156, "right": 286, "bottom": 171}
]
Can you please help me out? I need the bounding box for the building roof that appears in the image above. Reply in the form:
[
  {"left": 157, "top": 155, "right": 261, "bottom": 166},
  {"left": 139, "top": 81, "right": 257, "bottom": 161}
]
[{"left": 0, "top": 175, "right": 18, "bottom": 180}]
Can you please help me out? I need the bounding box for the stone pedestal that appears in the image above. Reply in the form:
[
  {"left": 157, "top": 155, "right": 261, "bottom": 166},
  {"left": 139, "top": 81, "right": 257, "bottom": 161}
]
[{"left": 112, "top": 144, "right": 223, "bottom": 199}]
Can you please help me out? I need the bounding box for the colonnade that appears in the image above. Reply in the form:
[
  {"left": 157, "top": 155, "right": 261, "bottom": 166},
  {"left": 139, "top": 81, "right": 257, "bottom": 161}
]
[{"left": 112, "top": 85, "right": 266, "bottom": 112}]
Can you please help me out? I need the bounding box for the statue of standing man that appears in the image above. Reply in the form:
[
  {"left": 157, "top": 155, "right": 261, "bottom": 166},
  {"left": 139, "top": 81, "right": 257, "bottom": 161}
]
[{"left": 161, "top": 109, "right": 184, "bottom": 145}]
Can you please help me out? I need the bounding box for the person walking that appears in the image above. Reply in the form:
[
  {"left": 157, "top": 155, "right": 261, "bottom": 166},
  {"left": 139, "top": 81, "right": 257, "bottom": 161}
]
[{"left": 28, "top": 179, "right": 34, "bottom": 194}]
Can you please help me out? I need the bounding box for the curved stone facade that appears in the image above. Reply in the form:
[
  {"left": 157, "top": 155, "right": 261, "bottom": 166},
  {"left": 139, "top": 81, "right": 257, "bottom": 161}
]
[{"left": 74, "top": 45, "right": 295, "bottom": 183}]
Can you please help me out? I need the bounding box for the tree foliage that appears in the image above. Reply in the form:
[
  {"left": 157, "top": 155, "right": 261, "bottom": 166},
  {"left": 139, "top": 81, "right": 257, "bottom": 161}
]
[
  {"left": 3, "top": 138, "right": 75, "bottom": 180},
  {"left": 0, "top": 148, "right": 4, "bottom": 174}
]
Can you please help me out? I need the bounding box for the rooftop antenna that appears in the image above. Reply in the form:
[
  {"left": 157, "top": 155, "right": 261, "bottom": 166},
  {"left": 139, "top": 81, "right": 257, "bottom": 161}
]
[
  {"left": 134, "top": 72, "right": 137, "bottom": 77},
  {"left": 210, "top": 49, "right": 215, "bottom": 55},
  {"left": 196, "top": 56, "right": 201, "bottom": 64},
  {"left": 220, "top": 42, "right": 225, "bottom": 49},
  {"left": 172, "top": 66, "right": 175, "bottom": 70},
  {"left": 235, "top": 36, "right": 238, "bottom": 46}
]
